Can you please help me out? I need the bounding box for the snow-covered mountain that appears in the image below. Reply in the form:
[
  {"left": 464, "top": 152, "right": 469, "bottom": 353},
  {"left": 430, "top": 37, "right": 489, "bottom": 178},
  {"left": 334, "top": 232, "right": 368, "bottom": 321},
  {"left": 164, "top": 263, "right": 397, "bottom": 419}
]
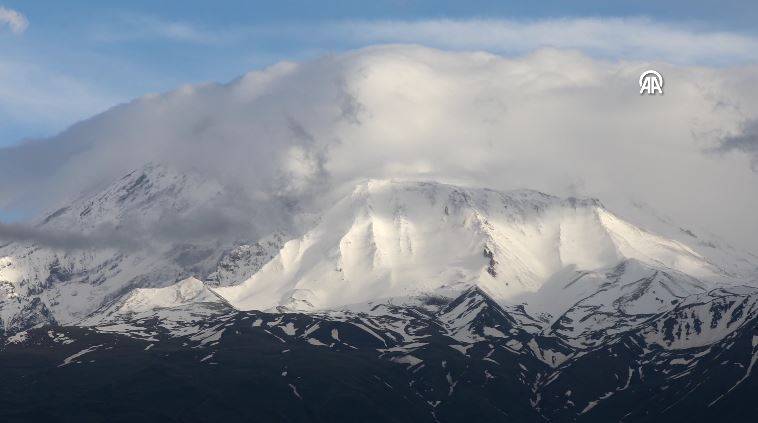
[
  {"left": 0, "top": 163, "right": 285, "bottom": 334},
  {"left": 1, "top": 163, "right": 757, "bottom": 421},
  {"left": 1, "top": 163, "right": 755, "bottom": 338},
  {"left": 88, "top": 277, "right": 222, "bottom": 321},
  {"left": 216, "top": 179, "right": 740, "bottom": 312}
]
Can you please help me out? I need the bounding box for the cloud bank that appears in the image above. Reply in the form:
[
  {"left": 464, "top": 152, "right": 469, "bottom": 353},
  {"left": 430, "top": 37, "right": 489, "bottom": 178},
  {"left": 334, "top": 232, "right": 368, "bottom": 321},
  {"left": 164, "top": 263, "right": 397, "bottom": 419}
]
[
  {"left": 0, "top": 203, "right": 260, "bottom": 251},
  {"left": 0, "top": 6, "right": 27, "bottom": 34},
  {"left": 0, "top": 220, "right": 136, "bottom": 250},
  {"left": 1, "top": 46, "right": 758, "bottom": 253}
]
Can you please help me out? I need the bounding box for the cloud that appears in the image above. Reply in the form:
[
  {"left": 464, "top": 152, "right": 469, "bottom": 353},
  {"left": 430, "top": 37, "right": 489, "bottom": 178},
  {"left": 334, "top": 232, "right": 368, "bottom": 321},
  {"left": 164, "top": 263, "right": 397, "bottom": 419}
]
[
  {"left": 327, "top": 18, "right": 758, "bottom": 65},
  {"left": 0, "top": 220, "right": 138, "bottom": 250},
  {"left": 89, "top": 16, "right": 758, "bottom": 66},
  {"left": 0, "top": 6, "right": 28, "bottom": 34},
  {"left": 0, "top": 201, "right": 263, "bottom": 251},
  {"left": 93, "top": 14, "right": 236, "bottom": 44},
  {"left": 1, "top": 45, "right": 758, "bottom": 254},
  {"left": 714, "top": 119, "right": 758, "bottom": 171}
]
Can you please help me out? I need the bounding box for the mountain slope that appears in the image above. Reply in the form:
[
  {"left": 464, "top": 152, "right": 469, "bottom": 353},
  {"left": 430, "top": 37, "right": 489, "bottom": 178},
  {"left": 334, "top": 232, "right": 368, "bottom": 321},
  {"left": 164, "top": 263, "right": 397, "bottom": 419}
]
[
  {"left": 216, "top": 179, "right": 733, "bottom": 313},
  {"left": 2, "top": 285, "right": 755, "bottom": 422},
  {"left": 0, "top": 164, "right": 284, "bottom": 334}
]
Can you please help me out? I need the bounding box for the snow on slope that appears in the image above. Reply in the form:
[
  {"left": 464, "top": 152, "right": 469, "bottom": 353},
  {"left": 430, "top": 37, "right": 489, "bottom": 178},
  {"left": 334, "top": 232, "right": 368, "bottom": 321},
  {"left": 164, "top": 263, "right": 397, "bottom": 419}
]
[
  {"left": 0, "top": 164, "right": 281, "bottom": 332},
  {"left": 103, "top": 277, "right": 219, "bottom": 315},
  {"left": 35, "top": 163, "right": 223, "bottom": 233},
  {"left": 529, "top": 259, "right": 712, "bottom": 347},
  {"left": 79, "top": 276, "right": 231, "bottom": 341},
  {"left": 215, "top": 179, "right": 732, "bottom": 313},
  {"left": 640, "top": 285, "right": 758, "bottom": 349},
  {"left": 82, "top": 277, "right": 225, "bottom": 326}
]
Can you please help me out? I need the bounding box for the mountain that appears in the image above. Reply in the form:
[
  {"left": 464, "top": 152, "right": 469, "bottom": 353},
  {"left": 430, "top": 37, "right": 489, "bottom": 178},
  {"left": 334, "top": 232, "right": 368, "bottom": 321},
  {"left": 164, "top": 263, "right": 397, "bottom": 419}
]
[
  {"left": 84, "top": 276, "right": 224, "bottom": 323},
  {"left": 1, "top": 164, "right": 757, "bottom": 422},
  {"left": 0, "top": 163, "right": 286, "bottom": 335},
  {"left": 2, "top": 284, "right": 756, "bottom": 422},
  {"left": 215, "top": 178, "right": 736, "bottom": 312}
]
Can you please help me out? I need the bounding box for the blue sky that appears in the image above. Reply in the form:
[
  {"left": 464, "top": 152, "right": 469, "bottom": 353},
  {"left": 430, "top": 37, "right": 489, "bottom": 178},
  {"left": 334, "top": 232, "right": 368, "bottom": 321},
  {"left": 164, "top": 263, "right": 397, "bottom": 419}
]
[{"left": 2, "top": 1, "right": 758, "bottom": 150}]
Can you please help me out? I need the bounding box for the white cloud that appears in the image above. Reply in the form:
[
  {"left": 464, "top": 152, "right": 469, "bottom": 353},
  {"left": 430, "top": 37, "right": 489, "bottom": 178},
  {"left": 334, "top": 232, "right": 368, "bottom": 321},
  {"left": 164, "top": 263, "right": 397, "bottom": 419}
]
[
  {"left": 326, "top": 18, "right": 758, "bottom": 65},
  {"left": 0, "top": 6, "right": 28, "bottom": 34},
  {"left": 93, "top": 14, "right": 235, "bottom": 44},
  {"left": 90, "top": 16, "right": 758, "bottom": 65},
  {"left": 2, "top": 46, "right": 758, "bottom": 253}
]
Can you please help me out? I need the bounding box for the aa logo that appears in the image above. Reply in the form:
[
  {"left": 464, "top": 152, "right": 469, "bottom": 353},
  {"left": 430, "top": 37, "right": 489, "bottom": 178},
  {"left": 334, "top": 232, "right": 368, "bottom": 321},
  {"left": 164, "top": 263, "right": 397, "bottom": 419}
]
[{"left": 639, "top": 70, "right": 664, "bottom": 95}]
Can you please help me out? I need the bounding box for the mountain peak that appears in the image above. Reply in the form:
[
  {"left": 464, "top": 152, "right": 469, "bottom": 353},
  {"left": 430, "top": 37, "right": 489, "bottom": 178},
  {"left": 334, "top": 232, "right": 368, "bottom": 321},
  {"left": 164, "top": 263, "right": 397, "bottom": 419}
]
[{"left": 37, "top": 162, "right": 225, "bottom": 233}]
